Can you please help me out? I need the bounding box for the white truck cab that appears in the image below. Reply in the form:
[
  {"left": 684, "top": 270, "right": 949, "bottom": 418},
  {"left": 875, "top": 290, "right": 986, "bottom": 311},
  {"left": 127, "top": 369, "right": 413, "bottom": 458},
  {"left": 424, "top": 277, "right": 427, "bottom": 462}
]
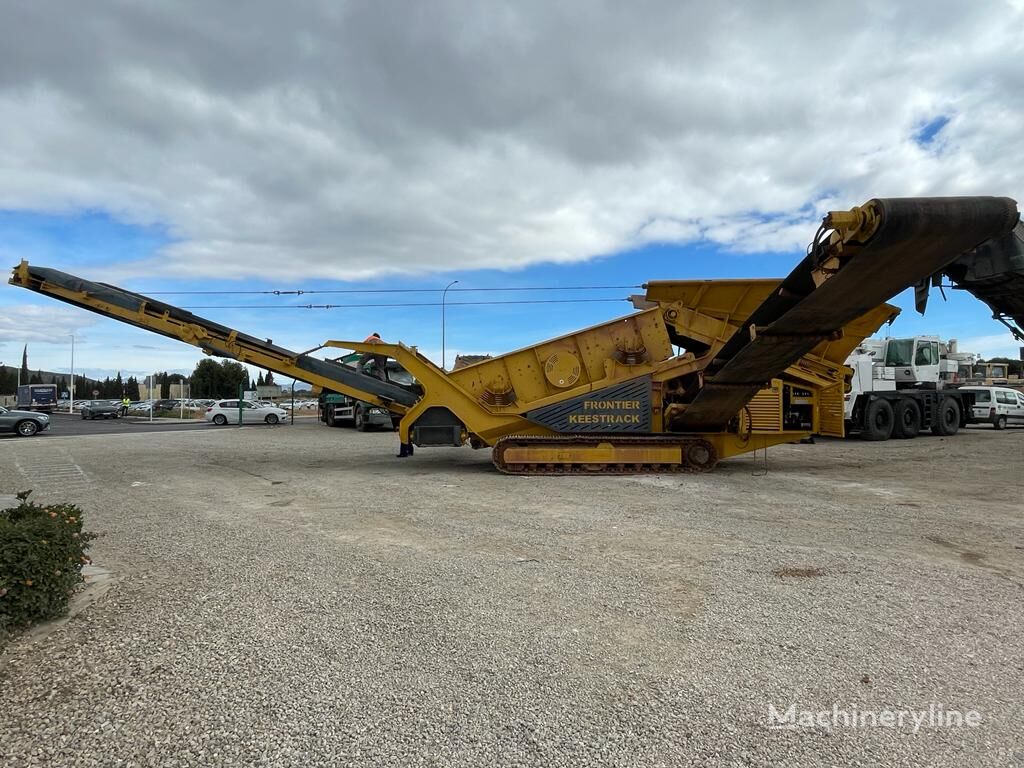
[{"left": 877, "top": 336, "right": 976, "bottom": 388}]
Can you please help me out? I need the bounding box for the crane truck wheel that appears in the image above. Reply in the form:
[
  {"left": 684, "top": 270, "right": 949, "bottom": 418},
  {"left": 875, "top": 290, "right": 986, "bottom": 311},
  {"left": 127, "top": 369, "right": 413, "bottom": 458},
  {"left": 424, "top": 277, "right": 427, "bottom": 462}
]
[
  {"left": 354, "top": 406, "right": 368, "bottom": 432},
  {"left": 892, "top": 399, "right": 922, "bottom": 439},
  {"left": 861, "top": 399, "right": 894, "bottom": 441},
  {"left": 931, "top": 397, "right": 960, "bottom": 436}
]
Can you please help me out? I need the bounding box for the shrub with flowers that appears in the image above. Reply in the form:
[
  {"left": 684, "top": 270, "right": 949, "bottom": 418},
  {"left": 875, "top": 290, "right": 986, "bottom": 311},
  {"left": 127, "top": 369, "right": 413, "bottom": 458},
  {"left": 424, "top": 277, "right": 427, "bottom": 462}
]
[{"left": 0, "top": 491, "right": 96, "bottom": 632}]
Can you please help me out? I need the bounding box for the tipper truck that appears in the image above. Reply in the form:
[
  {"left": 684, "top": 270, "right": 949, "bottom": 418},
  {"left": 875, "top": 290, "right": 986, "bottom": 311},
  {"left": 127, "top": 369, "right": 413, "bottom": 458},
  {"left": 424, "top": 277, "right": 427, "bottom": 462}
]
[
  {"left": 317, "top": 355, "right": 410, "bottom": 430},
  {"left": 8, "top": 196, "right": 1021, "bottom": 474}
]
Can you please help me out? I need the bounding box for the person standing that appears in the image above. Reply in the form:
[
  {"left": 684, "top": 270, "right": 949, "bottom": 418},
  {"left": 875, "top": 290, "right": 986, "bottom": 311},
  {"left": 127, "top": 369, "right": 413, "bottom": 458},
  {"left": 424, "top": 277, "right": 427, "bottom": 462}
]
[
  {"left": 357, "top": 332, "right": 389, "bottom": 381},
  {"left": 120, "top": 396, "right": 131, "bottom": 417}
]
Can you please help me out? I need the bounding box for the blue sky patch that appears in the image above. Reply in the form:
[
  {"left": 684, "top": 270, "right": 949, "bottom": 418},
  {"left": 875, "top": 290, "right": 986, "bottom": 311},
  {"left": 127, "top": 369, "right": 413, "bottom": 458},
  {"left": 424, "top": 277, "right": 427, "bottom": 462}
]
[
  {"left": 1, "top": 208, "right": 1019, "bottom": 382},
  {"left": 914, "top": 115, "right": 950, "bottom": 147}
]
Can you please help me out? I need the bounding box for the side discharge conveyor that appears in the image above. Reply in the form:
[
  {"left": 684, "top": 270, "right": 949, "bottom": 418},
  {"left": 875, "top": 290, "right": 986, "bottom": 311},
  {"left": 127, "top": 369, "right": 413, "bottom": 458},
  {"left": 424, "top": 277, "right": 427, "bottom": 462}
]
[
  {"left": 9, "top": 196, "right": 1019, "bottom": 474},
  {"left": 8, "top": 264, "right": 420, "bottom": 412}
]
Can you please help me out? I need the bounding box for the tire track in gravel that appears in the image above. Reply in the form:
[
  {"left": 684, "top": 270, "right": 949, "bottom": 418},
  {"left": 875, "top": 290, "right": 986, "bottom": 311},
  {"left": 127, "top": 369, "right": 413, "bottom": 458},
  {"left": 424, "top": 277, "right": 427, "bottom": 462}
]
[{"left": 8, "top": 442, "right": 94, "bottom": 498}]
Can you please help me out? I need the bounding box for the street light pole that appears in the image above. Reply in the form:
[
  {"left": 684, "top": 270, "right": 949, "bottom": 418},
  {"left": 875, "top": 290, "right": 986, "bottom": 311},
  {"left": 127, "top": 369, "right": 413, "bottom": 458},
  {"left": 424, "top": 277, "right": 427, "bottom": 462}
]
[
  {"left": 69, "top": 334, "right": 75, "bottom": 414},
  {"left": 442, "top": 279, "right": 459, "bottom": 371}
]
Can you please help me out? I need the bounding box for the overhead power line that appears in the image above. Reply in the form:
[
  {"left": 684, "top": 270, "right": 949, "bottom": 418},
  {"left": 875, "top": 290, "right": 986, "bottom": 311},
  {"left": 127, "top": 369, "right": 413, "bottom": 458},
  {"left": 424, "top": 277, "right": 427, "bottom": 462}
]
[
  {"left": 147, "top": 284, "right": 641, "bottom": 296},
  {"left": 181, "top": 297, "right": 629, "bottom": 310}
]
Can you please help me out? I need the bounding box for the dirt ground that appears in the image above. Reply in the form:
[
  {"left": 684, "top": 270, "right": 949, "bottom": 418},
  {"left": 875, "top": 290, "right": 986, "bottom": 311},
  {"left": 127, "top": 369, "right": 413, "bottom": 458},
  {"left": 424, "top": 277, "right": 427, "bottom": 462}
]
[{"left": 1, "top": 422, "right": 1022, "bottom": 767}]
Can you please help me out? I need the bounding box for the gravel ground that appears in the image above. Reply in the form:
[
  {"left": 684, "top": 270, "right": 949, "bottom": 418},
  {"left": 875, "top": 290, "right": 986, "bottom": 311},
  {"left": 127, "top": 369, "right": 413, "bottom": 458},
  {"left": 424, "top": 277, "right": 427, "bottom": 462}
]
[{"left": 1, "top": 423, "right": 1022, "bottom": 767}]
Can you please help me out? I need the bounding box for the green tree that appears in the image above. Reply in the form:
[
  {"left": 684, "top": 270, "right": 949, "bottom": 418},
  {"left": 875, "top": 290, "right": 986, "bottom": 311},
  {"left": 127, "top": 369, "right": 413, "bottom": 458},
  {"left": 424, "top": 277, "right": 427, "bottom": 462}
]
[
  {"left": 20, "top": 345, "right": 28, "bottom": 385},
  {"left": 191, "top": 360, "right": 219, "bottom": 398},
  {"left": 125, "top": 376, "right": 140, "bottom": 400},
  {"left": 981, "top": 357, "right": 1022, "bottom": 377},
  {"left": 167, "top": 373, "right": 184, "bottom": 399},
  {"left": 220, "top": 361, "right": 249, "bottom": 398},
  {"left": 191, "top": 358, "right": 249, "bottom": 398}
]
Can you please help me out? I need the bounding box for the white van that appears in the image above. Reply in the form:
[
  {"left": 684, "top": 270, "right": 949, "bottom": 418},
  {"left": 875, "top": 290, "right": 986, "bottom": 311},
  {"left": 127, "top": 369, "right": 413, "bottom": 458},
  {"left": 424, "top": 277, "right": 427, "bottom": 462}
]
[{"left": 960, "top": 386, "right": 1024, "bottom": 429}]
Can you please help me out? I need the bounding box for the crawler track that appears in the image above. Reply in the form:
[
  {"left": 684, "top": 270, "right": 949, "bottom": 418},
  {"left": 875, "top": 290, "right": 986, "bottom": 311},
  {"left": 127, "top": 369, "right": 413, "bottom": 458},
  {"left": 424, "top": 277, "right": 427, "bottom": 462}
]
[{"left": 492, "top": 434, "right": 718, "bottom": 475}]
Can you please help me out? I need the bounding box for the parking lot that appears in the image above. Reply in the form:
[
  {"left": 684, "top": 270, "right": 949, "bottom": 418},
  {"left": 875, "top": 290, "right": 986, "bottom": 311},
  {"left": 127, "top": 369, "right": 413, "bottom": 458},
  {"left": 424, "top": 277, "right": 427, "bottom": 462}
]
[
  {"left": 0, "top": 411, "right": 318, "bottom": 439},
  {"left": 1, "top": 424, "right": 1022, "bottom": 766}
]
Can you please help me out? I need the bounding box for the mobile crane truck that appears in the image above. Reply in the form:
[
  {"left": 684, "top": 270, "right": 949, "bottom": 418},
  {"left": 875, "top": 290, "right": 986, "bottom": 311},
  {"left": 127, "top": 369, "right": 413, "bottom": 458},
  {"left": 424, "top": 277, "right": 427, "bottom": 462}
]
[
  {"left": 8, "top": 196, "right": 1020, "bottom": 474},
  {"left": 843, "top": 336, "right": 979, "bottom": 440}
]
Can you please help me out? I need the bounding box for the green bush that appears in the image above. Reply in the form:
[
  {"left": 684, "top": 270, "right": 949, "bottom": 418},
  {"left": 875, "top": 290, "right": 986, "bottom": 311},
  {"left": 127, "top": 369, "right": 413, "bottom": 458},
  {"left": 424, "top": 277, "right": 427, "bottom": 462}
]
[
  {"left": 152, "top": 408, "right": 202, "bottom": 419},
  {"left": 0, "top": 491, "right": 96, "bottom": 632}
]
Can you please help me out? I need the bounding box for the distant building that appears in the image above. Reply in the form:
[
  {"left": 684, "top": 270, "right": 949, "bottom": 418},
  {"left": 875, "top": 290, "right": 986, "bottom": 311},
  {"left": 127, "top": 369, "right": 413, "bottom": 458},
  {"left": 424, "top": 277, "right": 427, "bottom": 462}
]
[
  {"left": 138, "top": 382, "right": 190, "bottom": 399},
  {"left": 453, "top": 354, "right": 492, "bottom": 370},
  {"left": 137, "top": 382, "right": 284, "bottom": 400}
]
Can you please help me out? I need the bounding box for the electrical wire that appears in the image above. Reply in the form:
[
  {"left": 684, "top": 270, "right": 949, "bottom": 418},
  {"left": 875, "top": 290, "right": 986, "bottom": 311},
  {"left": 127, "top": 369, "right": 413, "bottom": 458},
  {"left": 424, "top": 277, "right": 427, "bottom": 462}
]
[
  {"left": 144, "top": 284, "right": 642, "bottom": 296},
  {"left": 180, "top": 297, "right": 630, "bottom": 310}
]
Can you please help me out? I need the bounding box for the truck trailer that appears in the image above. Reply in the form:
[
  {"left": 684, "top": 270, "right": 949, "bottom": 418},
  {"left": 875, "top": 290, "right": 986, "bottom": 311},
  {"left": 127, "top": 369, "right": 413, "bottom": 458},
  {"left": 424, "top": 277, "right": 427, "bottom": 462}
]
[{"left": 16, "top": 383, "right": 58, "bottom": 413}]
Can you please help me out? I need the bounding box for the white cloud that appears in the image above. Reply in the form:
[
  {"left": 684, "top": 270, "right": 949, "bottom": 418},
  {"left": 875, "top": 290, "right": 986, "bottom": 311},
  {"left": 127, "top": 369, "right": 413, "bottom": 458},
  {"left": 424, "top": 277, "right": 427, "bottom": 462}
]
[
  {"left": 0, "top": 304, "right": 97, "bottom": 343},
  {"left": 0, "top": 1, "right": 1021, "bottom": 279}
]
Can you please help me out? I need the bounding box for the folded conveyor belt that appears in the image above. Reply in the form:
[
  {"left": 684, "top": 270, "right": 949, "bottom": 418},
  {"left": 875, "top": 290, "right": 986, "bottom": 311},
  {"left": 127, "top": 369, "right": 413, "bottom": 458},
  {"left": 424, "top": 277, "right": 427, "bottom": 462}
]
[
  {"left": 677, "top": 197, "right": 1020, "bottom": 431},
  {"left": 9, "top": 263, "right": 420, "bottom": 408}
]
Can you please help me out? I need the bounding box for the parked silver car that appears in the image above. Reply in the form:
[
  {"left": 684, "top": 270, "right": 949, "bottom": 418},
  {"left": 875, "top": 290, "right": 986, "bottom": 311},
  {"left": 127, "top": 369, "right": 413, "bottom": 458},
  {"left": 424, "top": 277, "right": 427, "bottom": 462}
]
[{"left": 0, "top": 406, "right": 51, "bottom": 437}]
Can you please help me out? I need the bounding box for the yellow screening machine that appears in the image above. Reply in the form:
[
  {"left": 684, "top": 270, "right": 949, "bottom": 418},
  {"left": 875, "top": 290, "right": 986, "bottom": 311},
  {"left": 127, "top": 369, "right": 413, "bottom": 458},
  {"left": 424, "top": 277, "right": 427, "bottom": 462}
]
[{"left": 9, "top": 196, "right": 1020, "bottom": 474}]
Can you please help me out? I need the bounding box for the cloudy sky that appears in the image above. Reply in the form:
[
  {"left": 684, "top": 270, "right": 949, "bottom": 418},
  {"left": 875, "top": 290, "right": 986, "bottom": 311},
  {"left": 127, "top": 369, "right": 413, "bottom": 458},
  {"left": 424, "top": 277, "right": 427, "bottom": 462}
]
[{"left": 1, "top": 0, "right": 1022, "bottom": 383}]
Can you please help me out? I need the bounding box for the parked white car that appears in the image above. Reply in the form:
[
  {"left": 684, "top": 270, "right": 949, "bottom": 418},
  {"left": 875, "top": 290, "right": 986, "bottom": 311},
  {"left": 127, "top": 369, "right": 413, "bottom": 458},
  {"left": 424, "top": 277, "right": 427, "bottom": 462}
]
[
  {"left": 961, "top": 386, "right": 1024, "bottom": 429},
  {"left": 205, "top": 399, "right": 288, "bottom": 426}
]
